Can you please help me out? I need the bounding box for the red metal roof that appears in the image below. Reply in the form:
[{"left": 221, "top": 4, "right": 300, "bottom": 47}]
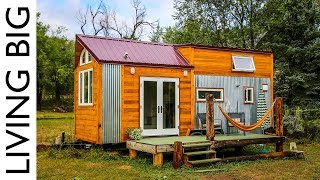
[{"left": 76, "top": 34, "right": 193, "bottom": 68}]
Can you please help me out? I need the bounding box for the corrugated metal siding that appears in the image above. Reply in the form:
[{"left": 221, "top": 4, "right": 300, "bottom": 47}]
[
  {"left": 195, "top": 75, "right": 271, "bottom": 133},
  {"left": 102, "top": 64, "right": 121, "bottom": 143}
]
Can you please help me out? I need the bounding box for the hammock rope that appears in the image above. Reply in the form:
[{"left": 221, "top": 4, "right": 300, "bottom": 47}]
[{"left": 218, "top": 100, "right": 277, "bottom": 132}]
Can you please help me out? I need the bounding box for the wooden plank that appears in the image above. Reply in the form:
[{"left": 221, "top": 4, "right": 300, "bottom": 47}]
[
  {"left": 153, "top": 153, "right": 163, "bottom": 167},
  {"left": 156, "top": 144, "right": 174, "bottom": 153},
  {"left": 206, "top": 93, "right": 215, "bottom": 141},
  {"left": 121, "top": 65, "right": 193, "bottom": 142},
  {"left": 126, "top": 141, "right": 156, "bottom": 154},
  {"left": 173, "top": 141, "right": 183, "bottom": 169},
  {"left": 214, "top": 136, "right": 285, "bottom": 148}
]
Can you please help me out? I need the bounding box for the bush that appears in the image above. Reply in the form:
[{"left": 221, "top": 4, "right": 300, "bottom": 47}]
[
  {"left": 284, "top": 106, "right": 320, "bottom": 142},
  {"left": 126, "top": 128, "right": 143, "bottom": 140}
]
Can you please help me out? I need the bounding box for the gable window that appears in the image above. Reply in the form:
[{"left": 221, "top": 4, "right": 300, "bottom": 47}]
[
  {"left": 196, "top": 88, "right": 224, "bottom": 102},
  {"left": 79, "top": 68, "right": 93, "bottom": 105},
  {"left": 244, "top": 87, "right": 254, "bottom": 104},
  {"left": 80, "top": 49, "right": 92, "bottom": 65},
  {"left": 232, "top": 56, "right": 255, "bottom": 72}
]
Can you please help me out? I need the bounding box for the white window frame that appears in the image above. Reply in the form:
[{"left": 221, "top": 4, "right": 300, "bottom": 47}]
[
  {"left": 196, "top": 88, "right": 224, "bottom": 102},
  {"left": 80, "top": 49, "right": 92, "bottom": 66},
  {"left": 244, "top": 87, "right": 254, "bottom": 104},
  {"left": 79, "top": 68, "right": 93, "bottom": 106},
  {"left": 232, "top": 56, "right": 255, "bottom": 72}
]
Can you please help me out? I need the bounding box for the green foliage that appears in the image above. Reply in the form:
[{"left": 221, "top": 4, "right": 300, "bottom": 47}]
[
  {"left": 260, "top": 0, "right": 320, "bottom": 108},
  {"left": 126, "top": 128, "right": 143, "bottom": 140},
  {"left": 149, "top": 23, "right": 164, "bottom": 42},
  {"left": 284, "top": 107, "right": 304, "bottom": 135},
  {"left": 37, "top": 13, "right": 74, "bottom": 110},
  {"left": 164, "top": 0, "right": 267, "bottom": 48},
  {"left": 284, "top": 107, "right": 320, "bottom": 142},
  {"left": 163, "top": 0, "right": 320, "bottom": 112}
]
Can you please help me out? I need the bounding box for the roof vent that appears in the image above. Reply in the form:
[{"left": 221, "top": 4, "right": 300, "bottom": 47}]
[{"left": 124, "top": 52, "right": 129, "bottom": 59}]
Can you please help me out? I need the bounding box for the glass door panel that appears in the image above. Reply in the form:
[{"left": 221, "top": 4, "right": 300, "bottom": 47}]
[
  {"left": 143, "top": 81, "right": 157, "bottom": 129},
  {"left": 163, "top": 82, "right": 176, "bottom": 129}
]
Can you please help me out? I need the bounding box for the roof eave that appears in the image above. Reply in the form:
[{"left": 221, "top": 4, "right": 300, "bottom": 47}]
[{"left": 174, "top": 44, "right": 273, "bottom": 54}]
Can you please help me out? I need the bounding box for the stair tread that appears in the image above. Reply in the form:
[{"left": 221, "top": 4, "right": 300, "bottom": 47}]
[
  {"left": 183, "top": 143, "right": 212, "bottom": 148},
  {"left": 184, "top": 150, "right": 216, "bottom": 156},
  {"left": 188, "top": 158, "right": 222, "bottom": 165}
]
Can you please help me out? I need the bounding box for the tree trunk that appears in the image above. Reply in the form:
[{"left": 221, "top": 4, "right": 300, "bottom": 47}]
[
  {"left": 55, "top": 80, "right": 61, "bottom": 105},
  {"left": 37, "top": 85, "right": 43, "bottom": 110}
]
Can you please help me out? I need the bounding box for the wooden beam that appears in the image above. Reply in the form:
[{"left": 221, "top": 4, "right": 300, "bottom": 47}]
[
  {"left": 153, "top": 153, "right": 163, "bottom": 167},
  {"left": 275, "top": 97, "right": 284, "bottom": 152},
  {"left": 129, "top": 149, "right": 137, "bottom": 159},
  {"left": 173, "top": 141, "right": 183, "bottom": 169},
  {"left": 214, "top": 136, "right": 285, "bottom": 148},
  {"left": 206, "top": 93, "right": 215, "bottom": 141}
]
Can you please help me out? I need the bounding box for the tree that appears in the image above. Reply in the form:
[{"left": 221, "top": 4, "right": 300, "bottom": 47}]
[
  {"left": 37, "top": 12, "right": 50, "bottom": 110},
  {"left": 77, "top": 0, "right": 158, "bottom": 40},
  {"left": 37, "top": 13, "right": 74, "bottom": 109},
  {"left": 149, "top": 23, "right": 164, "bottom": 42},
  {"left": 164, "top": 0, "right": 267, "bottom": 49},
  {"left": 260, "top": 0, "right": 320, "bottom": 108}
]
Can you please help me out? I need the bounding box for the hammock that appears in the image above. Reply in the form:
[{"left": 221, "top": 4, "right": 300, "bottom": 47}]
[{"left": 218, "top": 100, "right": 276, "bottom": 132}]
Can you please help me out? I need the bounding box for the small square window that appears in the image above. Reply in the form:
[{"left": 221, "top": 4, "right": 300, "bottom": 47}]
[
  {"left": 244, "top": 87, "right": 254, "bottom": 104},
  {"left": 196, "top": 88, "right": 224, "bottom": 102},
  {"left": 232, "top": 56, "right": 255, "bottom": 72}
]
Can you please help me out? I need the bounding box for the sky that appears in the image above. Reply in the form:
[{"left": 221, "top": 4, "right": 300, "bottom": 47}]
[{"left": 37, "top": 0, "right": 176, "bottom": 40}]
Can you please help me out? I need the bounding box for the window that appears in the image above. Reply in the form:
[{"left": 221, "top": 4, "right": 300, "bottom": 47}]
[
  {"left": 196, "top": 88, "right": 224, "bottom": 102},
  {"left": 80, "top": 49, "right": 92, "bottom": 65},
  {"left": 232, "top": 56, "right": 255, "bottom": 72},
  {"left": 244, "top": 87, "right": 254, "bottom": 104},
  {"left": 79, "top": 69, "right": 93, "bottom": 105}
]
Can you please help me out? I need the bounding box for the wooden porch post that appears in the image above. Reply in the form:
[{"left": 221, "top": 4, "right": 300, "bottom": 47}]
[
  {"left": 275, "top": 97, "right": 283, "bottom": 152},
  {"left": 173, "top": 141, "right": 183, "bottom": 169},
  {"left": 129, "top": 149, "right": 137, "bottom": 159},
  {"left": 206, "top": 93, "right": 215, "bottom": 141},
  {"left": 153, "top": 153, "right": 163, "bottom": 166}
]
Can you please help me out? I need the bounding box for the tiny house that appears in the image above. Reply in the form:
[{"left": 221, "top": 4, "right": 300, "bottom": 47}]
[{"left": 74, "top": 34, "right": 273, "bottom": 144}]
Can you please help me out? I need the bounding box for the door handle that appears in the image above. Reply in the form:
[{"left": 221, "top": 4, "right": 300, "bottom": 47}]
[
  {"left": 161, "top": 106, "right": 163, "bottom": 113},
  {"left": 158, "top": 106, "right": 160, "bottom": 113}
]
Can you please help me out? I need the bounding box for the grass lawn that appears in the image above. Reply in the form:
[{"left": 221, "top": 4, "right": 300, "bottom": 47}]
[
  {"left": 37, "top": 112, "right": 320, "bottom": 180},
  {"left": 37, "top": 111, "right": 74, "bottom": 144}
]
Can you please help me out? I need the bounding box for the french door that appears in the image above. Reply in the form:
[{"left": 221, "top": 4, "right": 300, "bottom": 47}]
[{"left": 140, "top": 77, "right": 179, "bottom": 136}]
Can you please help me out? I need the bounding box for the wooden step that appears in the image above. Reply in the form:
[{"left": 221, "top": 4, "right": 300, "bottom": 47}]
[
  {"left": 182, "top": 142, "right": 211, "bottom": 148},
  {"left": 184, "top": 150, "right": 216, "bottom": 156},
  {"left": 188, "top": 158, "right": 222, "bottom": 165}
]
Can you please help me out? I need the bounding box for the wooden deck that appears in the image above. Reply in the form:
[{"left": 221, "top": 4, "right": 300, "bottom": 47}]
[{"left": 126, "top": 134, "right": 285, "bottom": 166}]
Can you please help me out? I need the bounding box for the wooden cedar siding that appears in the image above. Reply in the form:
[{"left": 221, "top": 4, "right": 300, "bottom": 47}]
[
  {"left": 74, "top": 41, "right": 103, "bottom": 144},
  {"left": 177, "top": 47, "right": 273, "bottom": 78},
  {"left": 178, "top": 47, "right": 274, "bottom": 125},
  {"left": 121, "top": 66, "right": 194, "bottom": 142}
]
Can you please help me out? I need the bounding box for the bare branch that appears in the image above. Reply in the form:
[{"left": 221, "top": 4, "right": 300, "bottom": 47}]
[{"left": 77, "top": 0, "right": 157, "bottom": 39}]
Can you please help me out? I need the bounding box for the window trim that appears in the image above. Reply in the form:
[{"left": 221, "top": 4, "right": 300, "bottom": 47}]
[
  {"left": 232, "top": 56, "right": 255, "bottom": 72},
  {"left": 80, "top": 49, "right": 92, "bottom": 66},
  {"left": 196, "top": 88, "right": 224, "bottom": 102},
  {"left": 244, "top": 86, "right": 254, "bottom": 104},
  {"left": 79, "top": 68, "right": 93, "bottom": 106}
]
